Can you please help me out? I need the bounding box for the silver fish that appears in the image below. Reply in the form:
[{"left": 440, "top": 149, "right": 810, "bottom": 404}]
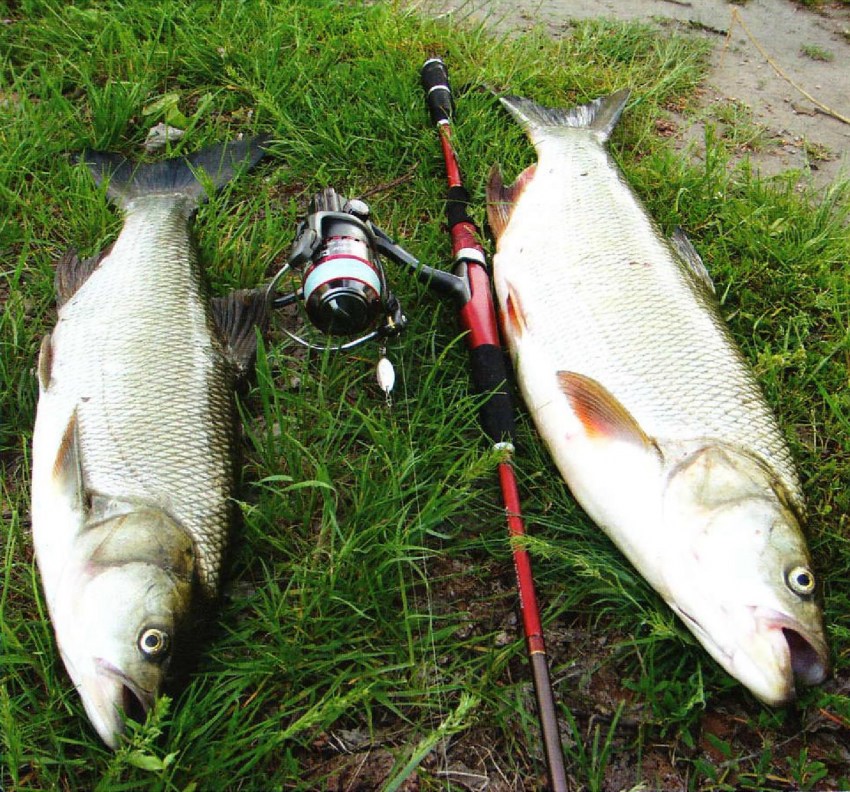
[
  {"left": 486, "top": 90, "right": 829, "bottom": 704},
  {"left": 31, "top": 139, "right": 267, "bottom": 747}
]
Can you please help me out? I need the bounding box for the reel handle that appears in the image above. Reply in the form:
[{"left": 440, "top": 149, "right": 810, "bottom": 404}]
[{"left": 421, "top": 57, "right": 453, "bottom": 125}]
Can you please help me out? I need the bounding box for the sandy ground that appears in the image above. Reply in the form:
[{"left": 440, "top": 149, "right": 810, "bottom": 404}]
[{"left": 411, "top": 0, "right": 850, "bottom": 189}]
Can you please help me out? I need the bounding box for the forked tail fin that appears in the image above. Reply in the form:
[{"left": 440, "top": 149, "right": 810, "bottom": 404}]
[
  {"left": 79, "top": 136, "right": 270, "bottom": 210},
  {"left": 500, "top": 89, "right": 630, "bottom": 146}
]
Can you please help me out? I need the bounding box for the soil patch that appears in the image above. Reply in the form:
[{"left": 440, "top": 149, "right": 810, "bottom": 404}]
[{"left": 413, "top": 0, "right": 850, "bottom": 189}]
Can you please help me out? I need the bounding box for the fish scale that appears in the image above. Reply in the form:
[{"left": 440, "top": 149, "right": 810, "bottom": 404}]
[
  {"left": 497, "top": 128, "right": 801, "bottom": 509},
  {"left": 53, "top": 197, "right": 234, "bottom": 595}
]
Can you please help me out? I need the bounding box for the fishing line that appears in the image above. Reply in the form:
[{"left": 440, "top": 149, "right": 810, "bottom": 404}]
[
  {"left": 388, "top": 302, "right": 453, "bottom": 784},
  {"left": 724, "top": 7, "right": 850, "bottom": 126}
]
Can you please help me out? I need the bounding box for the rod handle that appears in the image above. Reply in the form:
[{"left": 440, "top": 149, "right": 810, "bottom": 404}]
[
  {"left": 421, "top": 57, "right": 453, "bottom": 125},
  {"left": 468, "top": 344, "right": 516, "bottom": 444}
]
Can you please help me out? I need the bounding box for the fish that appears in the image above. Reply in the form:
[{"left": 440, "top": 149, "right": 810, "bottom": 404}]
[
  {"left": 486, "top": 90, "right": 829, "bottom": 705},
  {"left": 31, "top": 138, "right": 269, "bottom": 748}
]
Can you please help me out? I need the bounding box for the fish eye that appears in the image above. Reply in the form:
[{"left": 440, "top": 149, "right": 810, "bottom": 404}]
[
  {"left": 138, "top": 627, "right": 170, "bottom": 660},
  {"left": 786, "top": 565, "right": 816, "bottom": 596}
]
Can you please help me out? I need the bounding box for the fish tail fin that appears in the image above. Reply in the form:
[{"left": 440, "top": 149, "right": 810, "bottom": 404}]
[
  {"left": 500, "top": 89, "right": 630, "bottom": 145},
  {"left": 80, "top": 136, "right": 270, "bottom": 210}
]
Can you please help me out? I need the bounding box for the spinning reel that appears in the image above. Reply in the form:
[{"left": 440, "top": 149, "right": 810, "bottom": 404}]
[
  {"left": 268, "top": 188, "right": 412, "bottom": 351},
  {"left": 268, "top": 186, "right": 467, "bottom": 400}
]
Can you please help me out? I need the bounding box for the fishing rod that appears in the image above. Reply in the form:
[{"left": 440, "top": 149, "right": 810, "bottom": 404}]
[
  {"left": 262, "top": 76, "right": 567, "bottom": 782},
  {"left": 419, "top": 57, "right": 568, "bottom": 790}
]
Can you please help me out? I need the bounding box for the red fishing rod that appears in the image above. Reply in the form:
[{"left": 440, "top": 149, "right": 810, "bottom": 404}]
[{"left": 419, "top": 57, "right": 568, "bottom": 790}]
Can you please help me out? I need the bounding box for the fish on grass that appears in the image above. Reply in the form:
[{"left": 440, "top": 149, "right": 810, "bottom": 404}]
[
  {"left": 31, "top": 138, "right": 269, "bottom": 748},
  {"left": 486, "top": 90, "right": 829, "bottom": 705}
]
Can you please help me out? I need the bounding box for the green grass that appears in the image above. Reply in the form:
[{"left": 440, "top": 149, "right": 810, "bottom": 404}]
[
  {"left": 800, "top": 43, "right": 834, "bottom": 62},
  {"left": 1, "top": 1, "right": 849, "bottom": 789},
  {"left": 703, "top": 98, "right": 775, "bottom": 154}
]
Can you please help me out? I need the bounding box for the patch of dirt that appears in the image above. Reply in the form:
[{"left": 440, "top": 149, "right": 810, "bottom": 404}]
[
  {"left": 297, "top": 604, "right": 850, "bottom": 789},
  {"left": 411, "top": 0, "right": 850, "bottom": 189}
]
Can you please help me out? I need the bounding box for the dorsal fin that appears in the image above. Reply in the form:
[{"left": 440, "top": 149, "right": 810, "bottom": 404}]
[
  {"left": 557, "top": 371, "right": 655, "bottom": 450},
  {"left": 670, "top": 228, "right": 715, "bottom": 295},
  {"left": 486, "top": 163, "right": 536, "bottom": 239}
]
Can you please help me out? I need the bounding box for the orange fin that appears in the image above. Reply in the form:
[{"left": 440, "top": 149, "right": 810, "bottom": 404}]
[
  {"left": 53, "top": 410, "right": 87, "bottom": 510},
  {"left": 557, "top": 371, "right": 654, "bottom": 449},
  {"left": 504, "top": 281, "right": 528, "bottom": 336},
  {"left": 486, "top": 163, "right": 536, "bottom": 239}
]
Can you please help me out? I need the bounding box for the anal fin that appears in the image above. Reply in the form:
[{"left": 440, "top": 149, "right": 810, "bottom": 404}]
[
  {"left": 486, "top": 163, "right": 536, "bottom": 239},
  {"left": 55, "top": 246, "right": 113, "bottom": 307}
]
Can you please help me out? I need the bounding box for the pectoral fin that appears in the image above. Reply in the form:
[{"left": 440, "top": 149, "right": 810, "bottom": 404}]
[
  {"left": 557, "top": 371, "right": 657, "bottom": 453},
  {"left": 53, "top": 410, "right": 87, "bottom": 511},
  {"left": 38, "top": 334, "right": 53, "bottom": 391},
  {"left": 211, "top": 288, "right": 269, "bottom": 378}
]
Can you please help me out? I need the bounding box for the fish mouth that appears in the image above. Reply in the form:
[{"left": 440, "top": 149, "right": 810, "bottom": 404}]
[
  {"left": 80, "top": 658, "right": 156, "bottom": 748},
  {"left": 676, "top": 605, "right": 829, "bottom": 705},
  {"left": 784, "top": 627, "right": 827, "bottom": 685},
  {"left": 96, "top": 657, "right": 156, "bottom": 718},
  {"left": 756, "top": 608, "right": 830, "bottom": 691}
]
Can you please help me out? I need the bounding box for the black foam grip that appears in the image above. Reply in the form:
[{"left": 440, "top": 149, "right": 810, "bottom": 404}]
[
  {"left": 446, "top": 185, "right": 474, "bottom": 228},
  {"left": 421, "top": 58, "right": 453, "bottom": 125},
  {"left": 469, "top": 344, "right": 516, "bottom": 443}
]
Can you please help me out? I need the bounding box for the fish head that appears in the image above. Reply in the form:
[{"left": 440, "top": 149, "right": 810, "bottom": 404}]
[
  {"left": 662, "top": 444, "right": 829, "bottom": 705},
  {"left": 52, "top": 506, "right": 196, "bottom": 748}
]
